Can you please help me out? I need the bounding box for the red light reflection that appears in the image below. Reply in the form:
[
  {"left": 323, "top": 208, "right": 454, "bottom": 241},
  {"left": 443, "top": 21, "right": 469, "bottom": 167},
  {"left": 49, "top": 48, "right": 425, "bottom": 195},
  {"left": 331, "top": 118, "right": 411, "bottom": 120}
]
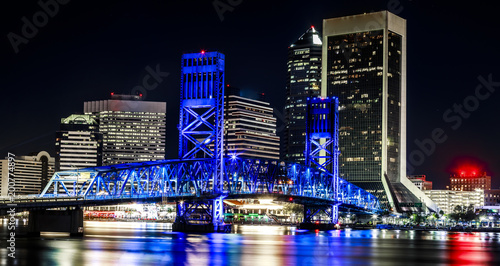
[{"left": 446, "top": 233, "right": 493, "bottom": 264}]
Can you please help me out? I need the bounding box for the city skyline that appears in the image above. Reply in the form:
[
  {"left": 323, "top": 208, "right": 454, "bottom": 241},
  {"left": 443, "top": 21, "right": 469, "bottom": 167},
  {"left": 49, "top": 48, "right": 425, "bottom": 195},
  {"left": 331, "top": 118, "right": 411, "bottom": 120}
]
[{"left": 1, "top": 1, "right": 499, "bottom": 190}]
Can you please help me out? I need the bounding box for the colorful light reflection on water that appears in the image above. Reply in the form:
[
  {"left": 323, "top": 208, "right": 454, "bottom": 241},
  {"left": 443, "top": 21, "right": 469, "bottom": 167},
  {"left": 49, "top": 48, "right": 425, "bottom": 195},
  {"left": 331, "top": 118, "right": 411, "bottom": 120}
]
[{"left": 1, "top": 221, "right": 500, "bottom": 265}]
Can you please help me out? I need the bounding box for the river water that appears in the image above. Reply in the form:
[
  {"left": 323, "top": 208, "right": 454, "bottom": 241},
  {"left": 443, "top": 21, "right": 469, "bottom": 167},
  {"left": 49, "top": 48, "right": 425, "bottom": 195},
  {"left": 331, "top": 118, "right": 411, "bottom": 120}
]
[{"left": 1, "top": 220, "right": 500, "bottom": 265}]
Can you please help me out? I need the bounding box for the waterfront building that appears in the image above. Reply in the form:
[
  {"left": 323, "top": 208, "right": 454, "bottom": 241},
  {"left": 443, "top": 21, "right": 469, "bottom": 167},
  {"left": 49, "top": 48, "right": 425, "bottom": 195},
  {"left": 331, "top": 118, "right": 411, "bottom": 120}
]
[
  {"left": 0, "top": 151, "right": 55, "bottom": 196},
  {"left": 84, "top": 94, "right": 166, "bottom": 165},
  {"left": 283, "top": 26, "right": 322, "bottom": 163},
  {"left": 55, "top": 114, "right": 103, "bottom": 171},
  {"left": 225, "top": 88, "right": 280, "bottom": 160},
  {"left": 424, "top": 189, "right": 484, "bottom": 214}
]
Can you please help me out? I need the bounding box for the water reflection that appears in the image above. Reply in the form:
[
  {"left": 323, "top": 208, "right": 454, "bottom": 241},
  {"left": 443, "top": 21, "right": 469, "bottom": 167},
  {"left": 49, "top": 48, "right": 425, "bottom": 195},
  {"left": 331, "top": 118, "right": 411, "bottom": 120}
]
[{"left": 2, "top": 221, "right": 500, "bottom": 265}]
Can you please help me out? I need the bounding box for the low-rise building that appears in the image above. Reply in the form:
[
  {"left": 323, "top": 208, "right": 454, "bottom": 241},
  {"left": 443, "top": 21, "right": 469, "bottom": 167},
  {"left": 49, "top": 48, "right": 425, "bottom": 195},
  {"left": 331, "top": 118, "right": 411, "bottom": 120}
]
[
  {"left": 408, "top": 175, "right": 433, "bottom": 191},
  {"left": 424, "top": 189, "right": 484, "bottom": 214},
  {"left": 484, "top": 189, "right": 500, "bottom": 206}
]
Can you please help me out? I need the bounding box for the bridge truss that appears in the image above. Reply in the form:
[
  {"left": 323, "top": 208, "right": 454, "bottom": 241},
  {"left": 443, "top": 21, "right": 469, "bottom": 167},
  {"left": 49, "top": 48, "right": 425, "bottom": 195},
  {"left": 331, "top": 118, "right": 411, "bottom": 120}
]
[{"left": 40, "top": 158, "right": 381, "bottom": 212}]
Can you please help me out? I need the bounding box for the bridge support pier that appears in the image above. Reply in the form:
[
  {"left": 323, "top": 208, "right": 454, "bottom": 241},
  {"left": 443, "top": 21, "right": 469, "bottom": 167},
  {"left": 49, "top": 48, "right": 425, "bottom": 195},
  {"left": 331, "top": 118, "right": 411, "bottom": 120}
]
[
  {"left": 299, "top": 204, "right": 340, "bottom": 231},
  {"left": 172, "top": 196, "right": 230, "bottom": 233},
  {"left": 28, "top": 207, "right": 84, "bottom": 236}
]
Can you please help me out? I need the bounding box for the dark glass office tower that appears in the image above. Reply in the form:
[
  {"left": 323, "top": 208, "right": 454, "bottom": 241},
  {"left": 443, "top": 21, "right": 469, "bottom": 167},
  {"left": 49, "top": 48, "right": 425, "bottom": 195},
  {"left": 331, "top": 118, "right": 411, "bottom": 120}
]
[
  {"left": 283, "top": 26, "right": 322, "bottom": 163},
  {"left": 322, "top": 11, "right": 407, "bottom": 208}
]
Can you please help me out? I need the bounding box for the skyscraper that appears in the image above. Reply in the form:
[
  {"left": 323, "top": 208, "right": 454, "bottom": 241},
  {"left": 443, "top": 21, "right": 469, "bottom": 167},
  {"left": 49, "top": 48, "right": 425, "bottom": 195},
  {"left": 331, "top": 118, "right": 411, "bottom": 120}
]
[
  {"left": 225, "top": 88, "right": 280, "bottom": 160},
  {"left": 283, "top": 26, "right": 322, "bottom": 163},
  {"left": 84, "top": 94, "right": 166, "bottom": 165},
  {"left": 322, "top": 11, "right": 406, "bottom": 208},
  {"left": 55, "top": 114, "right": 103, "bottom": 171}
]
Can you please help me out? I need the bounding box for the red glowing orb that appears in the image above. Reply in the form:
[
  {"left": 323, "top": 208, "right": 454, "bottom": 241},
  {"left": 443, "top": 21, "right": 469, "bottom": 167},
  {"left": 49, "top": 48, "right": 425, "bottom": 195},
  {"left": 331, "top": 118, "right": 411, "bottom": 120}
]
[
  {"left": 448, "top": 157, "right": 486, "bottom": 177},
  {"left": 458, "top": 166, "right": 481, "bottom": 176}
]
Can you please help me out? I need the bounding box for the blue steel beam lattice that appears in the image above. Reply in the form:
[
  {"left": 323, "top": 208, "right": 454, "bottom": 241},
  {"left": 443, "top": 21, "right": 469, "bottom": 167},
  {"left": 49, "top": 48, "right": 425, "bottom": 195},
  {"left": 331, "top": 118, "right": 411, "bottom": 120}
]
[{"left": 38, "top": 158, "right": 381, "bottom": 213}]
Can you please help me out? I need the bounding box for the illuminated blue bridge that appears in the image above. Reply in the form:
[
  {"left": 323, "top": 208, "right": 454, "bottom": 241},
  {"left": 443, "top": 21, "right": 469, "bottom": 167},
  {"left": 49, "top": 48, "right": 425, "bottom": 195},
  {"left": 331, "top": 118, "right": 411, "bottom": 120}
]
[
  {"left": 0, "top": 51, "right": 381, "bottom": 234},
  {"left": 38, "top": 156, "right": 380, "bottom": 214}
]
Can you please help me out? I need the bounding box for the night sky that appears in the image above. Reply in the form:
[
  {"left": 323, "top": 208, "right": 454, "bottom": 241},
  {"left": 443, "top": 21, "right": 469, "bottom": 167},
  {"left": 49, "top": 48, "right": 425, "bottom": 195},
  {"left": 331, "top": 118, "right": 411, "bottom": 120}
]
[{"left": 1, "top": 0, "right": 499, "bottom": 189}]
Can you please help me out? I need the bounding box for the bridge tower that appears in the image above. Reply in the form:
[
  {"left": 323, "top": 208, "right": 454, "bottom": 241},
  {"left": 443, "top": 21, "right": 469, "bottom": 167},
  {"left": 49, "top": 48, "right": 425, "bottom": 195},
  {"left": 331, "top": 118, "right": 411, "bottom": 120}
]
[
  {"left": 175, "top": 51, "right": 227, "bottom": 232},
  {"left": 303, "top": 96, "right": 341, "bottom": 226}
]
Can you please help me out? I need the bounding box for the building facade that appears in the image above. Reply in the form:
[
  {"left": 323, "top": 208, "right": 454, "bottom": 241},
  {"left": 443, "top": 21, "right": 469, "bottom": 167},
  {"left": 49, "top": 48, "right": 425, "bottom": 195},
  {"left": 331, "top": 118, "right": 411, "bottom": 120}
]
[
  {"left": 0, "top": 151, "right": 55, "bottom": 196},
  {"left": 408, "top": 175, "right": 432, "bottom": 191},
  {"left": 55, "top": 114, "right": 103, "bottom": 171},
  {"left": 449, "top": 172, "right": 491, "bottom": 191},
  {"left": 424, "top": 189, "right": 484, "bottom": 214},
  {"left": 484, "top": 189, "right": 500, "bottom": 206},
  {"left": 322, "top": 11, "right": 407, "bottom": 208},
  {"left": 225, "top": 89, "right": 280, "bottom": 160},
  {"left": 84, "top": 94, "right": 166, "bottom": 165},
  {"left": 283, "top": 26, "right": 322, "bottom": 163}
]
